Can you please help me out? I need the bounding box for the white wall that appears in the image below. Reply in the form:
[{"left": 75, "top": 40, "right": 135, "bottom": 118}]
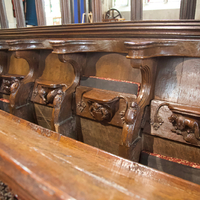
[
  {"left": 4, "top": 0, "right": 17, "bottom": 28},
  {"left": 195, "top": 0, "right": 200, "bottom": 19}
]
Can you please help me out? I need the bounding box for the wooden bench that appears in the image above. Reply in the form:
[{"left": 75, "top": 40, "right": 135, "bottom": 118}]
[{"left": 0, "top": 109, "right": 199, "bottom": 200}]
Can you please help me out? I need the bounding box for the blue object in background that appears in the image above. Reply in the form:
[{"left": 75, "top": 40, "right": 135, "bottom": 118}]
[
  {"left": 26, "top": 0, "right": 38, "bottom": 26},
  {"left": 74, "top": 0, "right": 85, "bottom": 23}
]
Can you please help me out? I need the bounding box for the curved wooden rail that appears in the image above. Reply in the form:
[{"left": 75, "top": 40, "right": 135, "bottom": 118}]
[{"left": 0, "top": 110, "right": 199, "bottom": 200}]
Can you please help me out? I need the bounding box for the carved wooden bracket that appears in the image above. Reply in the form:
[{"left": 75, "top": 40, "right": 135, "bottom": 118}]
[
  {"left": 153, "top": 103, "right": 200, "bottom": 146},
  {"left": 124, "top": 40, "right": 176, "bottom": 59},
  {"left": 7, "top": 40, "right": 45, "bottom": 51},
  {"left": 119, "top": 41, "right": 158, "bottom": 160},
  {"left": 5, "top": 40, "right": 45, "bottom": 123},
  {"left": 49, "top": 40, "right": 97, "bottom": 54},
  {"left": 76, "top": 87, "right": 130, "bottom": 127}
]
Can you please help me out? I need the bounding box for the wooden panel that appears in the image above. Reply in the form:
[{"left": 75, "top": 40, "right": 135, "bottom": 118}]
[
  {"left": 155, "top": 57, "right": 184, "bottom": 102},
  {"left": 8, "top": 52, "right": 29, "bottom": 76},
  {"left": 0, "top": 110, "right": 200, "bottom": 200},
  {"left": 39, "top": 53, "right": 75, "bottom": 84},
  {"left": 143, "top": 133, "right": 200, "bottom": 164},
  {"left": 34, "top": 104, "right": 52, "bottom": 130},
  {"left": 83, "top": 53, "right": 141, "bottom": 83},
  {"left": 80, "top": 118, "right": 122, "bottom": 155},
  {"left": 0, "top": 0, "right": 9, "bottom": 29},
  {"left": 177, "top": 58, "right": 200, "bottom": 106},
  {"left": 140, "top": 151, "right": 200, "bottom": 185}
]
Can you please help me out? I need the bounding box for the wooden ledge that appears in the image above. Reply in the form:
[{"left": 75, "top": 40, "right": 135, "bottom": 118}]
[
  {"left": 6, "top": 40, "right": 45, "bottom": 51},
  {"left": 0, "top": 41, "right": 9, "bottom": 50},
  {"left": 168, "top": 104, "right": 200, "bottom": 118},
  {"left": 125, "top": 40, "right": 200, "bottom": 59},
  {"left": 35, "top": 79, "right": 66, "bottom": 88},
  {"left": 0, "top": 110, "right": 199, "bottom": 200},
  {"left": 1, "top": 74, "right": 24, "bottom": 80}
]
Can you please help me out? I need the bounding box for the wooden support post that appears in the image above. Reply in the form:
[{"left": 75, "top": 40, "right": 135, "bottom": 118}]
[
  {"left": 13, "top": 0, "right": 26, "bottom": 28},
  {"left": 0, "top": 0, "right": 9, "bottom": 29},
  {"left": 92, "top": 0, "right": 102, "bottom": 23},
  {"left": 60, "top": 0, "right": 71, "bottom": 24},
  {"left": 35, "top": 0, "right": 46, "bottom": 26},
  {"left": 180, "top": 0, "right": 197, "bottom": 19},
  {"left": 131, "top": 0, "right": 143, "bottom": 21}
]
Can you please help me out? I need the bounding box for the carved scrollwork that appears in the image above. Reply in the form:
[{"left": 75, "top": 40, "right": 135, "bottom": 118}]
[
  {"left": 1, "top": 78, "right": 21, "bottom": 94},
  {"left": 38, "top": 87, "right": 48, "bottom": 103},
  {"left": 124, "top": 102, "right": 138, "bottom": 125},
  {"left": 53, "top": 89, "right": 64, "bottom": 108},
  {"left": 10, "top": 79, "right": 20, "bottom": 94},
  {"left": 77, "top": 101, "right": 86, "bottom": 113},
  {"left": 152, "top": 103, "right": 168, "bottom": 130}
]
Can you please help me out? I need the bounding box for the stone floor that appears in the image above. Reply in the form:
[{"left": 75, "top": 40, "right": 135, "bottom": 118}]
[{"left": 0, "top": 181, "right": 17, "bottom": 200}]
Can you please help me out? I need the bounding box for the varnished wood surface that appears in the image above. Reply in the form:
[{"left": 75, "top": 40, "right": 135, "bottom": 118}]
[
  {"left": 0, "top": 110, "right": 199, "bottom": 200},
  {"left": 3, "top": 21, "right": 200, "bottom": 40}
]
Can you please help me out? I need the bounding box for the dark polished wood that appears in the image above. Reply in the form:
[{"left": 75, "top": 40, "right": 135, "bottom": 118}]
[
  {"left": 0, "top": 110, "right": 199, "bottom": 200},
  {"left": 35, "top": 0, "right": 46, "bottom": 26},
  {"left": 60, "top": 0, "right": 71, "bottom": 24},
  {"left": 0, "top": 0, "right": 9, "bottom": 29},
  {"left": 13, "top": 0, "right": 26, "bottom": 28},
  {"left": 2, "top": 21, "right": 200, "bottom": 40}
]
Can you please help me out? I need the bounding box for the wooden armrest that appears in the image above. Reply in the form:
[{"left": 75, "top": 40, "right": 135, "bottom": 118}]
[
  {"left": 83, "top": 89, "right": 119, "bottom": 103},
  {"left": 1, "top": 74, "right": 24, "bottom": 80},
  {"left": 168, "top": 104, "right": 200, "bottom": 117},
  {"left": 0, "top": 110, "right": 199, "bottom": 200},
  {"left": 35, "top": 79, "right": 65, "bottom": 88}
]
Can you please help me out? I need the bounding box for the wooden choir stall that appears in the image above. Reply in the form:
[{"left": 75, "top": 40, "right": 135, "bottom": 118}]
[{"left": 0, "top": 0, "right": 200, "bottom": 199}]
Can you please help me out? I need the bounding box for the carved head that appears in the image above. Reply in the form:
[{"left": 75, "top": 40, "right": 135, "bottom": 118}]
[
  {"left": 168, "top": 114, "right": 177, "bottom": 123},
  {"left": 177, "top": 115, "right": 186, "bottom": 130},
  {"left": 10, "top": 79, "right": 20, "bottom": 93}
]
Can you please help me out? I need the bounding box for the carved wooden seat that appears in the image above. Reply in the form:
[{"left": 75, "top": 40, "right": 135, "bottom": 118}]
[{"left": 0, "top": 110, "right": 199, "bottom": 200}]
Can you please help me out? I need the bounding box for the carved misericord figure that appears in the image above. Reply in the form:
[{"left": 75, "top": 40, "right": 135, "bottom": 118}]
[
  {"left": 169, "top": 114, "right": 200, "bottom": 145},
  {"left": 153, "top": 103, "right": 200, "bottom": 145},
  {"left": 89, "top": 102, "right": 111, "bottom": 122}
]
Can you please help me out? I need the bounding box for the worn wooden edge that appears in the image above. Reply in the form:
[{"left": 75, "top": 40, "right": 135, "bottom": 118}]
[
  {"left": 2, "top": 38, "right": 200, "bottom": 58},
  {"left": 6, "top": 40, "right": 47, "bottom": 51},
  {"left": 0, "top": 109, "right": 199, "bottom": 196},
  {"left": 3, "top": 21, "right": 200, "bottom": 40},
  {"left": 125, "top": 40, "right": 200, "bottom": 59}
]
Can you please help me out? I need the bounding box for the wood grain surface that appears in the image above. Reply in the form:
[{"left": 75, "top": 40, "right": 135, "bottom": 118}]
[{"left": 0, "top": 110, "right": 199, "bottom": 200}]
